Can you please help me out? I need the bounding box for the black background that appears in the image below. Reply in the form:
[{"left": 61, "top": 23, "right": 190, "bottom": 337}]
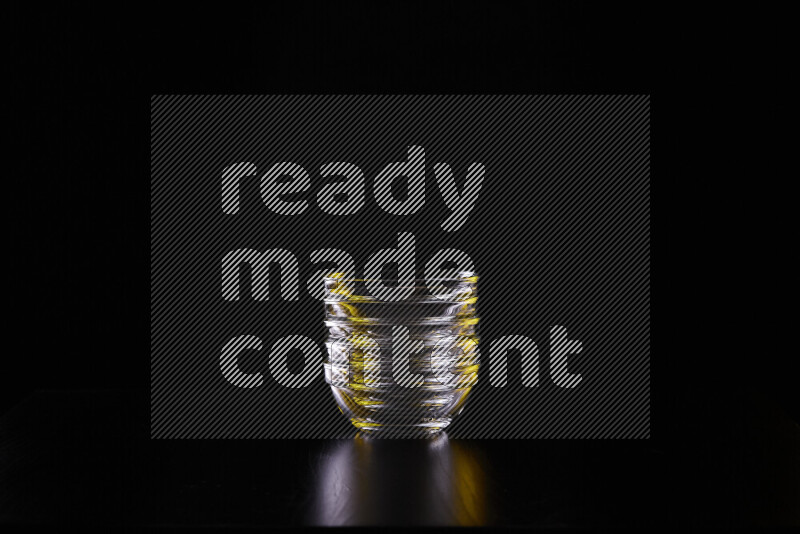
[
  {"left": 8, "top": 1, "right": 660, "bottom": 421},
  {"left": 6, "top": 1, "right": 797, "bottom": 529}
]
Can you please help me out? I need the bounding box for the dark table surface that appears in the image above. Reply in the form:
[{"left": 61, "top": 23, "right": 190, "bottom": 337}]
[{"left": 1, "top": 390, "right": 797, "bottom": 529}]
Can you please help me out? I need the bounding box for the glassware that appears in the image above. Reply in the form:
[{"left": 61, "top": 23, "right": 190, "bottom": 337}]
[{"left": 323, "top": 272, "right": 479, "bottom": 436}]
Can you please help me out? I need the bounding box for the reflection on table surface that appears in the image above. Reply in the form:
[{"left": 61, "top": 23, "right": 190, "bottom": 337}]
[
  {"left": 309, "top": 432, "right": 491, "bottom": 526},
  {"left": 1, "top": 391, "right": 797, "bottom": 528}
]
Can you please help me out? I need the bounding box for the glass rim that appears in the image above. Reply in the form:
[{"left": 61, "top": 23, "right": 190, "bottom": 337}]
[{"left": 322, "top": 271, "right": 478, "bottom": 283}]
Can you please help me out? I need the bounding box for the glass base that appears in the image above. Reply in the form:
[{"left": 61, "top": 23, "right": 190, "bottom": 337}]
[{"left": 329, "top": 384, "right": 472, "bottom": 438}]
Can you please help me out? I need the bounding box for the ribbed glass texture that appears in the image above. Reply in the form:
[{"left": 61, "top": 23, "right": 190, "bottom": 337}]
[{"left": 323, "top": 273, "right": 479, "bottom": 436}]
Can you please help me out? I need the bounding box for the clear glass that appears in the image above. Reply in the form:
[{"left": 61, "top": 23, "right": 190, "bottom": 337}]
[{"left": 323, "top": 272, "right": 479, "bottom": 436}]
